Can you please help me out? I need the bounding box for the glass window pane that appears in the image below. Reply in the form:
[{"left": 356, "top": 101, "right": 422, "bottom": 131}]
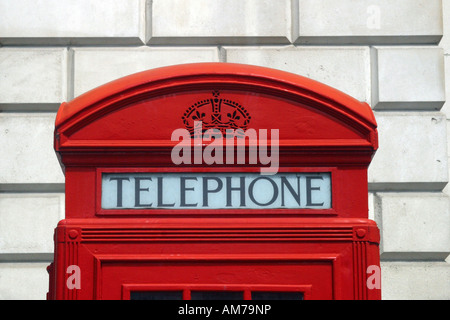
[
  {"left": 191, "top": 291, "right": 243, "bottom": 300},
  {"left": 251, "top": 291, "right": 303, "bottom": 300},
  {"left": 130, "top": 291, "right": 183, "bottom": 300}
]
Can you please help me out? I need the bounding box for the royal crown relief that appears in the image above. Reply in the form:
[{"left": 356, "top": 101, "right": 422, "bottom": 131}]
[
  {"left": 174, "top": 90, "right": 279, "bottom": 173},
  {"left": 182, "top": 91, "right": 251, "bottom": 138}
]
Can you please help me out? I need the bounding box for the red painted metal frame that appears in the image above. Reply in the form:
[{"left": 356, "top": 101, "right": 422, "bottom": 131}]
[
  {"left": 48, "top": 63, "right": 380, "bottom": 300},
  {"left": 50, "top": 217, "right": 380, "bottom": 300}
]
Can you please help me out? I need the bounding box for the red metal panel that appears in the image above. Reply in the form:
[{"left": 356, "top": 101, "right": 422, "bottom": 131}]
[
  {"left": 51, "top": 218, "right": 380, "bottom": 300},
  {"left": 48, "top": 63, "right": 380, "bottom": 300},
  {"left": 54, "top": 63, "right": 377, "bottom": 137},
  {"left": 54, "top": 63, "right": 377, "bottom": 168}
]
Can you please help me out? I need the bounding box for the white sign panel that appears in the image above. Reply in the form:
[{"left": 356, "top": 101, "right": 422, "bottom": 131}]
[{"left": 101, "top": 172, "right": 331, "bottom": 210}]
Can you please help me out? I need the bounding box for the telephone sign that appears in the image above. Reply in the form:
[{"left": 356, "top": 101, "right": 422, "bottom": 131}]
[{"left": 101, "top": 172, "right": 332, "bottom": 210}]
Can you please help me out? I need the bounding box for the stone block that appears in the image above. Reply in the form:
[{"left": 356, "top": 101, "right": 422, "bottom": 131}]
[
  {"left": 381, "top": 262, "right": 450, "bottom": 300},
  {"left": 0, "top": 263, "right": 50, "bottom": 300},
  {"left": 225, "top": 46, "right": 370, "bottom": 102},
  {"left": 441, "top": 56, "right": 450, "bottom": 118},
  {"left": 444, "top": 120, "right": 450, "bottom": 198},
  {"left": 0, "top": 48, "right": 67, "bottom": 108},
  {"left": 0, "top": 194, "right": 64, "bottom": 256},
  {"left": 369, "top": 113, "right": 448, "bottom": 191},
  {"left": 439, "top": 0, "right": 450, "bottom": 54},
  {"left": 375, "top": 193, "right": 450, "bottom": 260},
  {"left": 0, "top": 0, "right": 146, "bottom": 45},
  {"left": 0, "top": 113, "right": 64, "bottom": 186},
  {"left": 371, "top": 47, "right": 445, "bottom": 110},
  {"left": 368, "top": 192, "right": 375, "bottom": 221},
  {"left": 150, "top": 0, "right": 291, "bottom": 44},
  {"left": 297, "top": 0, "right": 443, "bottom": 44},
  {"left": 73, "top": 47, "right": 219, "bottom": 97}
]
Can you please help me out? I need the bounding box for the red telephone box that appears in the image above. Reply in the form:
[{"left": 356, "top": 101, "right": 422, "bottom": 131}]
[{"left": 47, "top": 63, "right": 380, "bottom": 300}]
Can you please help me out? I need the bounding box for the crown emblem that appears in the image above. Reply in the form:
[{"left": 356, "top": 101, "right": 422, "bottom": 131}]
[{"left": 182, "top": 91, "right": 251, "bottom": 138}]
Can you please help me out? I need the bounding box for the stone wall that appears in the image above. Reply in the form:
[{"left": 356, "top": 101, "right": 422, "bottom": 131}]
[{"left": 0, "top": 0, "right": 449, "bottom": 299}]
